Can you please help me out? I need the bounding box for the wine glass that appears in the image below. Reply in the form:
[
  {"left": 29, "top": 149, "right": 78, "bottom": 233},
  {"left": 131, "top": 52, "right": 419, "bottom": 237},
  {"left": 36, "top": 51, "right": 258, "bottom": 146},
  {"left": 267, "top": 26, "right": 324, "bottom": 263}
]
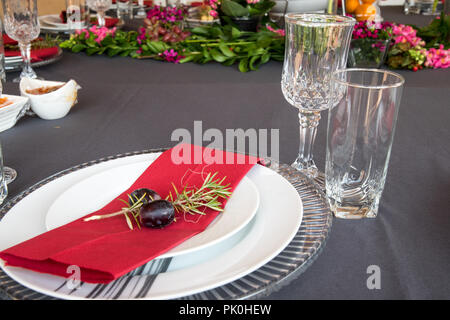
[
  {"left": 0, "top": 67, "right": 17, "bottom": 184},
  {"left": 2, "top": 0, "right": 40, "bottom": 83},
  {"left": 87, "top": 0, "right": 112, "bottom": 28},
  {"left": 281, "top": 14, "right": 355, "bottom": 178}
]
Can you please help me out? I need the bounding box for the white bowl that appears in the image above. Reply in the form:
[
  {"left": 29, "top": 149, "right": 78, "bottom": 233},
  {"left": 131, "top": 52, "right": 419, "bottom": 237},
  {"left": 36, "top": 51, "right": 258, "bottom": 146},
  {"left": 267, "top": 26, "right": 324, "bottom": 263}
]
[
  {"left": 0, "top": 95, "right": 30, "bottom": 133},
  {"left": 19, "top": 78, "right": 81, "bottom": 120},
  {"left": 271, "top": 0, "right": 329, "bottom": 14}
]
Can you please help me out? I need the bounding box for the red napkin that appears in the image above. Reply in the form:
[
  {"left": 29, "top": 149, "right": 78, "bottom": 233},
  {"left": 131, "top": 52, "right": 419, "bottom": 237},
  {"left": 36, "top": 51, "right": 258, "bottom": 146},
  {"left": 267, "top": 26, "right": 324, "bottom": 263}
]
[
  {"left": 2, "top": 35, "right": 59, "bottom": 62},
  {"left": 4, "top": 47, "right": 59, "bottom": 63},
  {"left": 92, "top": 17, "right": 120, "bottom": 28},
  {"left": 2, "top": 34, "right": 17, "bottom": 46},
  {"left": 0, "top": 144, "right": 261, "bottom": 284}
]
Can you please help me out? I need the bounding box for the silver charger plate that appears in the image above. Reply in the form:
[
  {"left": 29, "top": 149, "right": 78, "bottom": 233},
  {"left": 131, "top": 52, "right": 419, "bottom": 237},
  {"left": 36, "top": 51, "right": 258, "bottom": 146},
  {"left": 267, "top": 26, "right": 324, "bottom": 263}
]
[
  {"left": 0, "top": 149, "right": 332, "bottom": 300},
  {"left": 5, "top": 47, "right": 64, "bottom": 73}
]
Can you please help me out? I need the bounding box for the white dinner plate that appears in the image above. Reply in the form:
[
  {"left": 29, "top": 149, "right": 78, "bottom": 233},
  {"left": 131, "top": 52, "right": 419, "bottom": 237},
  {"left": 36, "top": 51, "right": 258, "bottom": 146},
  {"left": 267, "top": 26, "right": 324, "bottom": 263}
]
[
  {"left": 45, "top": 160, "right": 260, "bottom": 259},
  {"left": 39, "top": 14, "right": 69, "bottom": 28},
  {"left": 0, "top": 152, "right": 303, "bottom": 299}
]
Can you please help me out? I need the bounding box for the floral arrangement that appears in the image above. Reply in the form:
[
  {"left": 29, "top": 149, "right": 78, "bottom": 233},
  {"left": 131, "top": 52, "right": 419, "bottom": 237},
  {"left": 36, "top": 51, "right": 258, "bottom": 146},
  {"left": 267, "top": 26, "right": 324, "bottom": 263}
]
[
  {"left": 138, "top": 6, "right": 190, "bottom": 43},
  {"left": 75, "top": 25, "right": 117, "bottom": 44},
  {"left": 349, "top": 20, "right": 393, "bottom": 67},
  {"left": 387, "top": 15, "right": 450, "bottom": 71},
  {"left": 207, "top": 0, "right": 220, "bottom": 18},
  {"left": 59, "top": 6, "right": 450, "bottom": 73},
  {"left": 60, "top": 18, "right": 284, "bottom": 71},
  {"left": 146, "top": 5, "right": 186, "bottom": 24}
]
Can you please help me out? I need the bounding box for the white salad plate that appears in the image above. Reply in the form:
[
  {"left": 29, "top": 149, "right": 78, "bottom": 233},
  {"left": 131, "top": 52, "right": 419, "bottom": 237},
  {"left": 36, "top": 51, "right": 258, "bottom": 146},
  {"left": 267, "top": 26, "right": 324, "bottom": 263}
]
[
  {"left": 0, "top": 152, "right": 303, "bottom": 300},
  {"left": 45, "top": 160, "right": 260, "bottom": 259}
]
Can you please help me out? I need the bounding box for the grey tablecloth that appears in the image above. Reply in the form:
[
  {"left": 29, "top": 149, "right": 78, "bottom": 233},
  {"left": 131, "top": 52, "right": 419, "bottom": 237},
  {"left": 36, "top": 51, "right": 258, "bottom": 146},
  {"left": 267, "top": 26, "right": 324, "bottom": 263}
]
[{"left": 0, "top": 6, "right": 449, "bottom": 300}]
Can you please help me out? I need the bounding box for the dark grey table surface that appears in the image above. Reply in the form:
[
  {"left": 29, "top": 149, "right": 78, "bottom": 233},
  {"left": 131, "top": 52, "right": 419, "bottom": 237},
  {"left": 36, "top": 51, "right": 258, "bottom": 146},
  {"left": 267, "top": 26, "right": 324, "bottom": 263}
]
[{"left": 0, "top": 6, "right": 449, "bottom": 300}]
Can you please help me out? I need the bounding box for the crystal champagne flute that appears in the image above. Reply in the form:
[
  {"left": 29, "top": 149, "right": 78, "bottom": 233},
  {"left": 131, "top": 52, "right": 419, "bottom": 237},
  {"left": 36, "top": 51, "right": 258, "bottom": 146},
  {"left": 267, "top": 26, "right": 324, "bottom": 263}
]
[
  {"left": 281, "top": 14, "right": 355, "bottom": 178},
  {"left": 87, "top": 0, "right": 112, "bottom": 27},
  {"left": 2, "top": 0, "right": 40, "bottom": 82}
]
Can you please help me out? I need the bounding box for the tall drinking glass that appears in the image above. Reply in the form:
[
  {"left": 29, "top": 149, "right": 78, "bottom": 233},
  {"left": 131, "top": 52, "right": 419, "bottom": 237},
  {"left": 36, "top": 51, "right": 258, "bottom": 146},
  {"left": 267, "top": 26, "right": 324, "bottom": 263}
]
[
  {"left": 87, "top": 0, "right": 112, "bottom": 28},
  {"left": 2, "top": 0, "right": 40, "bottom": 82},
  {"left": 66, "top": 0, "right": 90, "bottom": 30},
  {"left": 281, "top": 14, "right": 355, "bottom": 178},
  {"left": 0, "top": 69, "right": 17, "bottom": 184},
  {"left": 325, "top": 69, "right": 404, "bottom": 219}
]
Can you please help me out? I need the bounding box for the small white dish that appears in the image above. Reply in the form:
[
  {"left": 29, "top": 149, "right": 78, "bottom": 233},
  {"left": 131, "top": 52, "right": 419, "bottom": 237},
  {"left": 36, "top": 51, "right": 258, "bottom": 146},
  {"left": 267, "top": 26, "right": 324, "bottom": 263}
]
[
  {"left": 19, "top": 78, "right": 81, "bottom": 120},
  {"left": 0, "top": 95, "right": 30, "bottom": 133}
]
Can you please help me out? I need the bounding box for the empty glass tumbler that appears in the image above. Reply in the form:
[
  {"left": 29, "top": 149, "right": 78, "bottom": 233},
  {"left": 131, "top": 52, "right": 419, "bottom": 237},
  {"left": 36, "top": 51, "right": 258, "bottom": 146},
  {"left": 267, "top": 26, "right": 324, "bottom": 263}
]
[
  {"left": 66, "top": 0, "right": 90, "bottom": 30},
  {"left": 325, "top": 69, "right": 404, "bottom": 219}
]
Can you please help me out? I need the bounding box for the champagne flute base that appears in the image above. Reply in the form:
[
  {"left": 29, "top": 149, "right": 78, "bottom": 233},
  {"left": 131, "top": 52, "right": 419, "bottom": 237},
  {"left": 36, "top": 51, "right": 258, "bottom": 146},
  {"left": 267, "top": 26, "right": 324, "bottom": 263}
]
[{"left": 291, "top": 157, "right": 319, "bottom": 178}]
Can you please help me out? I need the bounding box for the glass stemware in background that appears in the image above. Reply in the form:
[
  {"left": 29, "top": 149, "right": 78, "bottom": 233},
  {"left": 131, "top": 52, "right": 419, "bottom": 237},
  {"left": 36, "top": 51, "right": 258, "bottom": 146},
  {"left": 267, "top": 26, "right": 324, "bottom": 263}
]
[
  {"left": 0, "top": 69, "right": 17, "bottom": 184},
  {"left": 135, "top": 0, "right": 147, "bottom": 19},
  {"left": 87, "top": 0, "right": 112, "bottom": 28},
  {"left": 281, "top": 14, "right": 355, "bottom": 178},
  {"left": 2, "top": 0, "right": 40, "bottom": 83},
  {"left": 66, "top": 0, "right": 90, "bottom": 30}
]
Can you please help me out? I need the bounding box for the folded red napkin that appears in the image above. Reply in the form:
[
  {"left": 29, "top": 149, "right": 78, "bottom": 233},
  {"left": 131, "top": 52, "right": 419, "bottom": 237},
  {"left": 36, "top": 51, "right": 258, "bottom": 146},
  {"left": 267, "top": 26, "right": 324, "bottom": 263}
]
[
  {"left": 2, "top": 34, "right": 17, "bottom": 46},
  {"left": 0, "top": 144, "right": 261, "bottom": 284},
  {"left": 2, "top": 35, "right": 59, "bottom": 62},
  {"left": 4, "top": 47, "right": 59, "bottom": 63},
  {"left": 92, "top": 17, "right": 120, "bottom": 28}
]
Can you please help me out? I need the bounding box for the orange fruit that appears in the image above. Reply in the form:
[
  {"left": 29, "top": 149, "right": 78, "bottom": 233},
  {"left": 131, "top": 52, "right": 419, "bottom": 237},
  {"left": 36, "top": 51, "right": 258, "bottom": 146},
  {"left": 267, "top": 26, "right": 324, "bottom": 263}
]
[
  {"left": 355, "top": 3, "right": 377, "bottom": 21},
  {"left": 360, "top": 0, "right": 376, "bottom": 3},
  {"left": 345, "top": 0, "right": 360, "bottom": 14}
]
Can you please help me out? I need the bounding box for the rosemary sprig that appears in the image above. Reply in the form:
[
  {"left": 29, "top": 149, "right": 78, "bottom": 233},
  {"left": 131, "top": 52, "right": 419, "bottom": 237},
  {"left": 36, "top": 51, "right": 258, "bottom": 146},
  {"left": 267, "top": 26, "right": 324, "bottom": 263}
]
[
  {"left": 168, "top": 172, "right": 232, "bottom": 216},
  {"left": 84, "top": 193, "right": 147, "bottom": 230}
]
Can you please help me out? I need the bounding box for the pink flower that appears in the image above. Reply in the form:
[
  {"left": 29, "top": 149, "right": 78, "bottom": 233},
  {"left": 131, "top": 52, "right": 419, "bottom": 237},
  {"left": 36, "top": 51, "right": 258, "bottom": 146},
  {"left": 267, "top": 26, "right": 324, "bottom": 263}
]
[
  {"left": 424, "top": 44, "right": 450, "bottom": 69},
  {"left": 392, "top": 24, "right": 424, "bottom": 47},
  {"left": 209, "top": 10, "right": 218, "bottom": 18},
  {"left": 159, "top": 49, "right": 183, "bottom": 64},
  {"left": 266, "top": 24, "right": 285, "bottom": 37}
]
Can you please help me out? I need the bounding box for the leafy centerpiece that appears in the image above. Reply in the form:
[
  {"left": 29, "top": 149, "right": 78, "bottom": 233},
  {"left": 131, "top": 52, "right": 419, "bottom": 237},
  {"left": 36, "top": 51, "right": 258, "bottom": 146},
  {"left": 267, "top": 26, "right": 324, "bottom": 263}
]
[
  {"left": 215, "top": 0, "right": 275, "bottom": 31},
  {"left": 59, "top": 4, "right": 450, "bottom": 72}
]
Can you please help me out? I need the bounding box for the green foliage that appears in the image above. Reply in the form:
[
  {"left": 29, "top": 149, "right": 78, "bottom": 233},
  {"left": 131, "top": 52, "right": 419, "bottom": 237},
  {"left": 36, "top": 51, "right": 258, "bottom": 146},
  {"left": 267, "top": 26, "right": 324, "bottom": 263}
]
[
  {"left": 60, "top": 30, "right": 141, "bottom": 57},
  {"left": 220, "top": 0, "right": 249, "bottom": 18},
  {"left": 180, "top": 25, "right": 284, "bottom": 71},
  {"left": 387, "top": 42, "right": 425, "bottom": 70},
  {"left": 219, "top": 0, "right": 275, "bottom": 18},
  {"left": 59, "top": 24, "right": 285, "bottom": 72},
  {"left": 415, "top": 12, "right": 450, "bottom": 49}
]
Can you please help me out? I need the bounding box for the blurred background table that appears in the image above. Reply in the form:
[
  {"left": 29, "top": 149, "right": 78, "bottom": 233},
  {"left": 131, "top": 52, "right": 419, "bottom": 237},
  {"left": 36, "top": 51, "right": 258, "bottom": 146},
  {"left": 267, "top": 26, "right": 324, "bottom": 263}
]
[{"left": 0, "top": 6, "right": 449, "bottom": 299}]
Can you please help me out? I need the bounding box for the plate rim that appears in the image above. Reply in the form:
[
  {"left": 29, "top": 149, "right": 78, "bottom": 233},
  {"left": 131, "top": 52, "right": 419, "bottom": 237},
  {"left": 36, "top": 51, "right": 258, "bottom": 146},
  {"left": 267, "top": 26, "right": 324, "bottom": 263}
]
[{"left": 0, "top": 148, "right": 331, "bottom": 300}]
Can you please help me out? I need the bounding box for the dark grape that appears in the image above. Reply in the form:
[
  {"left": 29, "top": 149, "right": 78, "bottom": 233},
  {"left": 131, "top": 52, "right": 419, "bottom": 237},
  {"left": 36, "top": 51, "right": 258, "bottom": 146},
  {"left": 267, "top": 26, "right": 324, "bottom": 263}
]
[
  {"left": 129, "top": 188, "right": 161, "bottom": 206},
  {"left": 140, "top": 200, "right": 175, "bottom": 228}
]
